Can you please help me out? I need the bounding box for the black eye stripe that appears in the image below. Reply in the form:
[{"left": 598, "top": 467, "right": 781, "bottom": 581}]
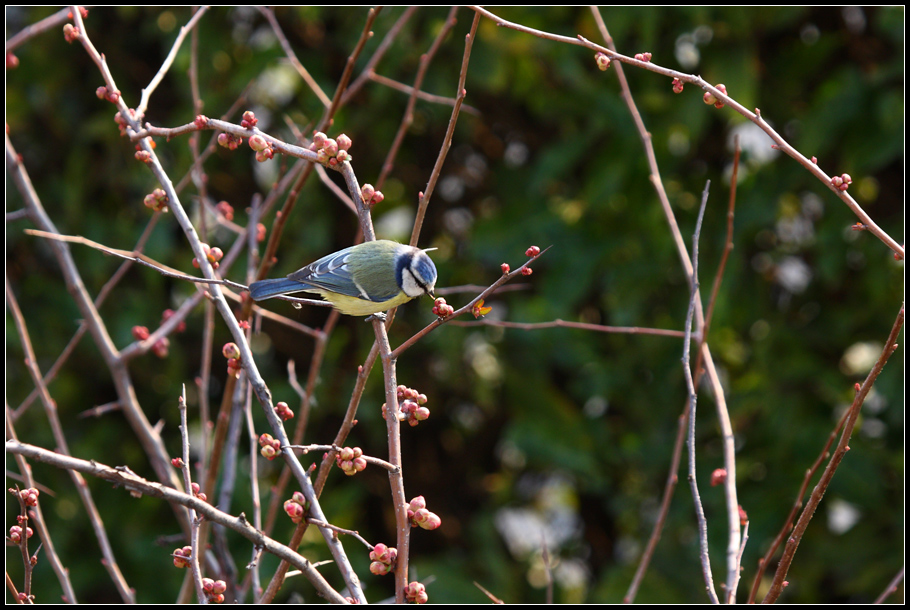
[{"left": 406, "top": 267, "right": 427, "bottom": 290}]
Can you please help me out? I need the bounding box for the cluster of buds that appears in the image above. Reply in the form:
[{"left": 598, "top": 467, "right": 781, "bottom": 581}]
[
  {"left": 594, "top": 52, "right": 611, "bottom": 71},
  {"left": 240, "top": 110, "right": 257, "bottom": 129},
  {"left": 283, "top": 491, "right": 308, "bottom": 524},
  {"left": 152, "top": 336, "right": 169, "bottom": 358},
  {"left": 63, "top": 23, "right": 80, "bottom": 43},
  {"left": 134, "top": 148, "right": 151, "bottom": 163},
  {"left": 831, "top": 173, "right": 852, "bottom": 191},
  {"left": 672, "top": 77, "right": 684, "bottom": 94},
  {"left": 400, "top": 384, "right": 429, "bottom": 406},
  {"left": 248, "top": 134, "right": 274, "bottom": 162},
  {"left": 369, "top": 542, "right": 398, "bottom": 576},
  {"left": 162, "top": 308, "right": 187, "bottom": 333},
  {"left": 201, "top": 578, "right": 227, "bottom": 604},
  {"left": 8, "top": 524, "right": 33, "bottom": 544},
  {"left": 432, "top": 297, "right": 454, "bottom": 318},
  {"left": 222, "top": 342, "right": 242, "bottom": 378},
  {"left": 172, "top": 545, "right": 193, "bottom": 568},
  {"left": 407, "top": 496, "right": 442, "bottom": 531},
  {"left": 215, "top": 200, "right": 234, "bottom": 221},
  {"left": 143, "top": 187, "right": 169, "bottom": 212},
  {"left": 472, "top": 299, "right": 492, "bottom": 319},
  {"left": 275, "top": 401, "right": 294, "bottom": 421},
  {"left": 634, "top": 52, "right": 652, "bottom": 62},
  {"left": 193, "top": 243, "right": 224, "bottom": 269},
  {"left": 258, "top": 433, "right": 282, "bottom": 460},
  {"left": 382, "top": 385, "right": 430, "bottom": 427},
  {"left": 405, "top": 581, "right": 429, "bottom": 604},
  {"left": 18, "top": 488, "right": 40, "bottom": 508},
  {"left": 193, "top": 115, "right": 208, "bottom": 130},
  {"left": 311, "top": 132, "right": 352, "bottom": 167},
  {"left": 190, "top": 482, "right": 206, "bottom": 502},
  {"left": 520, "top": 244, "right": 539, "bottom": 276},
  {"left": 217, "top": 132, "right": 242, "bottom": 150},
  {"left": 710, "top": 468, "right": 727, "bottom": 486},
  {"left": 703, "top": 84, "right": 727, "bottom": 109},
  {"left": 335, "top": 446, "right": 367, "bottom": 476},
  {"left": 95, "top": 85, "right": 120, "bottom": 104},
  {"left": 359, "top": 183, "right": 385, "bottom": 207},
  {"left": 171, "top": 457, "right": 184, "bottom": 468},
  {"left": 256, "top": 222, "right": 267, "bottom": 242}
]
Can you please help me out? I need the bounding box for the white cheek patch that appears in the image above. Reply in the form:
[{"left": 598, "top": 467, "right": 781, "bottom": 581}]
[{"left": 400, "top": 268, "right": 424, "bottom": 298}]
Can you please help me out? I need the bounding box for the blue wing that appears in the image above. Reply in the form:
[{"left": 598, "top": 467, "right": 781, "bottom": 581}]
[{"left": 286, "top": 246, "right": 373, "bottom": 300}]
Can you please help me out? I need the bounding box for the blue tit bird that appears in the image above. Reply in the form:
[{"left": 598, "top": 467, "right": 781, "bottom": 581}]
[{"left": 248, "top": 240, "right": 437, "bottom": 317}]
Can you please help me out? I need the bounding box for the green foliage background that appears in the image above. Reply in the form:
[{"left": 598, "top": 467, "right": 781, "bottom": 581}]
[{"left": 6, "top": 6, "right": 903, "bottom": 604}]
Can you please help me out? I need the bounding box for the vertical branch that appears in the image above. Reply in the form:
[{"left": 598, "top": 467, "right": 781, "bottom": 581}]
[
  {"left": 178, "top": 385, "right": 207, "bottom": 604},
  {"left": 373, "top": 318, "right": 411, "bottom": 603},
  {"left": 410, "top": 12, "right": 481, "bottom": 247},
  {"left": 376, "top": 7, "right": 460, "bottom": 190},
  {"left": 588, "top": 9, "right": 741, "bottom": 600},
  {"left": 682, "top": 182, "right": 719, "bottom": 603},
  {"left": 698, "top": 137, "right": 742, "bottom": 601}
]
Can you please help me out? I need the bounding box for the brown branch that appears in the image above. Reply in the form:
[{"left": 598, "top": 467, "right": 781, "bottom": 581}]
[{"left": 763, "top": 305, "right": 904, "bottom": 603}]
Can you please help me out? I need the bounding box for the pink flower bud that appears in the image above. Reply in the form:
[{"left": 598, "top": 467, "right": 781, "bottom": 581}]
[
  {"left": 222, "top": 343, "right": 241, "bottom": 359},
  {"left": 710, "top": 468, "right": 727, "bottom": 486},
  {"left": 249, "top": 134, "right": 268, "bottom": 152},
  {"left": 594, "top": 52, "right": 611, "bottom": 71}
]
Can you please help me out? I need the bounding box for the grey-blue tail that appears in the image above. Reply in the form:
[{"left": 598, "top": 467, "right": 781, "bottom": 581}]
[{"left": 248, "top": 278, "right": 306, "bottom": 301}]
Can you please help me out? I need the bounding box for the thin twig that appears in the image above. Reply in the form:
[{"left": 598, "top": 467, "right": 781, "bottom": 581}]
[
  {"left": 471, "top": 5, "right": 903, "bottom": 257},
  {"left": 258, "top": 7, "right": 332, "bottom": 108},
  {"left": 377, "top": 7, "right": 460, "bottom": 190}
]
